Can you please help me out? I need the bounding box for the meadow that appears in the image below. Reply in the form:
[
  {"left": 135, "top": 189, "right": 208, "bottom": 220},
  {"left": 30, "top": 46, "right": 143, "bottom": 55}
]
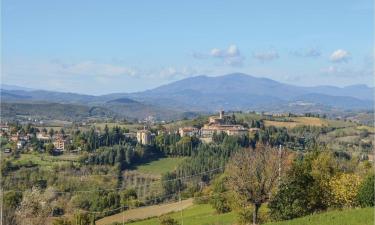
[
  {"left": 134, "top": 157, "right": 187, "bottom": 176},
  {"left": 121, "top": 204, "right": 373, "bottom": 225}
]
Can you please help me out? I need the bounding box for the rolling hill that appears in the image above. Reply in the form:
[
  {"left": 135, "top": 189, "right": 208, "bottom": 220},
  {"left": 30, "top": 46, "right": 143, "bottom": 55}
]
[
  {"left": 120, "top": 73, "right": 373, "bottom": 111},
  {"left": 1, "top": 73, "right": 373, "bottom": 120}
]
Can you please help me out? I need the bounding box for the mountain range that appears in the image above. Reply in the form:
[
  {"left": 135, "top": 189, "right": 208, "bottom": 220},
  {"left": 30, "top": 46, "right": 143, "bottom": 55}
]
[{"left": 1, "top": 73, "right": 373, "bottom": 121}]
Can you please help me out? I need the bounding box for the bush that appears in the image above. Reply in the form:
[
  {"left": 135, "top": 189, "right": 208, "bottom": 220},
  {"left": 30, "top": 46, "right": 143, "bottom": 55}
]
[
  {"left": 210, "top": 195, "right": 231, "bottom": 213},
  {"left": 53, "top": 218, "right": 72, "bottom": 225},
  {"left": 269, "top": 164, "right": 317, "bottom": 220},
  {"left": 357, "top": 175, "right": 374, "bottom": 207},
  {"left": 159, "top": 216, "right": 180, "bottom": 225},
  {"left": 329, "top": 173, "right": 362, "bottom": 208}
]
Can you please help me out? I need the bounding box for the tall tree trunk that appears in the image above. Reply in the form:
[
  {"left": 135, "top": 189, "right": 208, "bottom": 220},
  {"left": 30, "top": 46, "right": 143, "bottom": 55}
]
[{"left": 253, "top": 203, "right": 260, "bottom": 225}]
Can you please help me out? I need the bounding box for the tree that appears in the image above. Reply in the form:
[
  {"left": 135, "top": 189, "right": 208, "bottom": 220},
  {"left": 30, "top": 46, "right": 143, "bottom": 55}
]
[
  {"left": 329, "top": 173, "right": 362, "bottom": 208},
  {"left": 74, "top": 212, "right": 96, "bottom": 225},
  {"left": 16, "top": 188, "right": 52, "bottom": 225},
  {"left": 269, "top": 159, "right": 320, "bottom": 220},
  {"left": 269, "top": 150, "right": 341, "bottom": 220},
  {"left": 356, "top": 174, "right": 374, "bottom": 207},
  {"left": 49, "top": 128, "right": 55, "bottom": 138},
  {"left": 209, "top": 175, "right": 231, "bottom": 214},
  {"left": 46, "top": 143, "right": 55, "bottom": 155},
  {"left": 3, "top": 191, "right": 22, "bottom": 225},
  {"left": 226, "top": 145, "right": 288, "bottom": 225}
]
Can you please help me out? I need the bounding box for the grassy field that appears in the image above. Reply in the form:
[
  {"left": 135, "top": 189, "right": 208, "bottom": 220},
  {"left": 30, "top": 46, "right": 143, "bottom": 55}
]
[
  {"left": 96, "top": 199, "right": 195, "bottom": 225},
  {"left": 265, "top": 207, "right": 374, "bottom": 225},
  {"left": 134, "top": 157, "right": 187, "bottom": 175},
  {"left": 118, "top": 205, "right": 373, "bottom": 225},
  {"left": 124, "top": 203, "right": 236, "bottom": 225},
  {"left": 12, "top": 153, "right": 75, "bottom": 169},
  {"left": 264, "top": 117, "right": 328, "bottom": 128}
]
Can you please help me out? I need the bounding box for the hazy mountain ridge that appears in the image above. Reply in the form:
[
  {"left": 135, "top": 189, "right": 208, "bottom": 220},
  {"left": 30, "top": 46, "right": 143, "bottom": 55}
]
[{"left": 1, "top": 73, "right": 373, "bottom": 120}]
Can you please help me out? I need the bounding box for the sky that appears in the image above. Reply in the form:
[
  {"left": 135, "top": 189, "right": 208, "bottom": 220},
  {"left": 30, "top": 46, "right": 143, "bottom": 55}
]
[{"left": 1, "top": 0, "right": 374, "bottom": 95}]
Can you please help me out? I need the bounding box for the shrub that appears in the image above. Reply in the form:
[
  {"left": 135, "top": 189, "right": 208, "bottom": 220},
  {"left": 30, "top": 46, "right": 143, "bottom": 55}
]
[
  {"left": 159, "top": 216, "right": 180, "bottom": 225},
  {"left": 52, "top": 218, "right": 72, "bottom": 225},
  {"left": 357, "top": 174, "right": 374, "bottom": 207},
  {"left": 210, "top": 194, "right": 231, "bottom": 213},
  {"left": 329, "top": 173, "right": 362, "bottom": 208}
]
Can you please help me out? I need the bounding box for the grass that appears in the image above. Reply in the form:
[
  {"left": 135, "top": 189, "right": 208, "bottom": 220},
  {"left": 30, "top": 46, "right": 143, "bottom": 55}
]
[
  {"left": 96, "top": 199, "right": 195, "bottom": 225},
  {"left": 125, "top": 203, "right": 236, "bottom": 225},
  {"left": 134, "top": 157, "right": 187, "bottom": 175},
  {"left": 264, "top": 117, "right": 328, "bottom": 128},
  {"left": 265, "top": 207, "right": 374, "bottom": 225},
  {"left": 12, "top": 153, "right": 80, "bottom": 169},
  {"left": 124, "top": 205, "right": 373, "bottom": 225}
]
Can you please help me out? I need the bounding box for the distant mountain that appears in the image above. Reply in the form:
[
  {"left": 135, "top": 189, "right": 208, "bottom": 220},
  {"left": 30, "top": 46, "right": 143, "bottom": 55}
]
[
  {"left": 1, "top": 84, "right": 36, "bottom": 91},
  {"left": 118, "top": 73, "right": 373, "bottom": 111},
  {"left": 304, "top": 84, "right": 373, "bottom": 101},
  {"left": 0, "top": 89, "right": 100, "bottom": 104},
  {"left": 0, "top": 102, "right": 115, "bottom": 121},
  {"left": 1, "top": 73, "right": 373, "bottom": 120}
]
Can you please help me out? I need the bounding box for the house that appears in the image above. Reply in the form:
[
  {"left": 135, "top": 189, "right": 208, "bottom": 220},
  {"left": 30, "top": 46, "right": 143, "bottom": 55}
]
[
  {"left": 37, "top": 133, "right": 51, "bottom": 141},
  {"left": 136, "top": 129, "right": 153, "bottom": 145},
  {"left": 179, "top": 127, "right": 199, "bottom": 137},
  {"left": 17, "top": 140, "right": 26, "bottom": 149},
  {"left": 10, "top": 134, "right": 19, "bottom": 142},
  {"left": 0, "top": 124, "right": 9, "bottom": 132},
  {"left": 53, "top": 135, "right": 69, "bottom": 151}
]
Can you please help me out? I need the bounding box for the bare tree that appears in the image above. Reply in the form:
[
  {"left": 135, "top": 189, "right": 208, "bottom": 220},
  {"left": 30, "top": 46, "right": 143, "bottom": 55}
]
[
  {"left": 226, "top": 144, "right": 288, "bottom": 225},
  {"left": 16, "top": 188, "right": 53, "bottom": 225}
]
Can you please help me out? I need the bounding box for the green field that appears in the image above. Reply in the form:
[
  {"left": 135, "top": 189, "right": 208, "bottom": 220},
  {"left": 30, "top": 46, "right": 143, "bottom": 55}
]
[
  {"left": 12, "top": 153, "right": 75, "bottom": 169},
  {"left": 127, "top": 203, "right": 236, "bottom": 225},
  {"left": 266, "top": 207, "right": 374, "bottom": 225},
  {"left": 126, "top": 203, "right": 373, "bottom": 225},
  {"left": 134, "top": 157, "right": 187, "bottom": 175}
]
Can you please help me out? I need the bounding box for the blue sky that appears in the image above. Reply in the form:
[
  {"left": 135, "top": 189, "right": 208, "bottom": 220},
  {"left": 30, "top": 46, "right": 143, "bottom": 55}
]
[{"left": 2, "top": 0, "right": 373, "bottom": 95}]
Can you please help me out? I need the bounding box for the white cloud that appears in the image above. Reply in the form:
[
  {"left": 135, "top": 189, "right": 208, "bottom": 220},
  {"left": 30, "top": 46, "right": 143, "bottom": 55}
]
[
  {"left": 194, "top": 44, "right": 245, "bottom": 66},
  {"left": 210, "top": 48, "right": 224, "bottom": 57},
  {"left": 291, "top": 47, "right": 321, "bottom": 58},
  {"left": 330, "top": 49, "right": 350, "bottom": 63},
  {"left": 320, "top": 64, "right": 373, "bottom": 78},
  {"left": 56, "top": 61, "right": 138, "bottom": 77},
  {"left": 253, "top": 50, "right": 279, "bottom": 62},
  {"left": 210, "top": 44, "right": 241, "bottom": 58},
  {"left": 158, "top": 66, "right": 197, "bottom": 79}
]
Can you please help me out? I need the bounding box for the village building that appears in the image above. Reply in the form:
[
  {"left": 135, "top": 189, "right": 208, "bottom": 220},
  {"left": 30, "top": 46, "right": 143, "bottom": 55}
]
[
  {"left": 0, "top": 124, "right": 9, "bottom": 132},
  {"left": 37, "top": 133, "right": 51, "bottom": 141},
  {"left": 53, "top": 137, "right": 68, "bottom": 151},
  {"left": 179, "top": 127, "right": 199, "bottom": 137},
  {"left": 201, "top": 111, "right": 248, "bottom": 137},
  {"left": 17, "top": 140, "right": 25, "bottom": 149},
  {"left": 136, "top": 129, "right": 153, "bottom": 145},
  {"left": 10, "top": 134, "right": 19, "bottom": 142}
]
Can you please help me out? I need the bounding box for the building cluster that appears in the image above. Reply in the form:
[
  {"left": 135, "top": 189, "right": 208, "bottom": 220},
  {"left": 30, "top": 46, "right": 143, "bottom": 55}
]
[
  {"left": 135, "top": 111, "right": 258, "bottom": 145},
  {"left": 0, "top": 123, "right": 70, "bottom": 153},
  {"left": 180, "top": 111, "right": 257, "bottom": 143}
]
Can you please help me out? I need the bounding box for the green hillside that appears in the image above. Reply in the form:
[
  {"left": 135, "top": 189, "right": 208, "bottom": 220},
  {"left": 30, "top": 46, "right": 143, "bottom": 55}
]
[
  {"left": 265, "top": 207, "right": 374, "bottom": 225},
  {"left": 125, "top": 205, "right": 373, "bottom": 225}
]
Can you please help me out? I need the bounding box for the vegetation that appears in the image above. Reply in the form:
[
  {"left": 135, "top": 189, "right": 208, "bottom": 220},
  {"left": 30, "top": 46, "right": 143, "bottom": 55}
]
[
  {"left": 226, "top": 145, "right": 288, "bottom": 224},
  {"left": 1, "top": 113, "right": 373, "bottom": 225},
  {"left": 265, "top": 207, "right": 374, "bottom": 225},
  {"left": 126, "top": 204, "right": 236, "bottom": 225}
]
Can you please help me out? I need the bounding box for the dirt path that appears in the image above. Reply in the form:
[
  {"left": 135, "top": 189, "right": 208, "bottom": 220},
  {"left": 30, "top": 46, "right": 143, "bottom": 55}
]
[{"left": 96, "top": 198, "right": 194, "bottom": 225}]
